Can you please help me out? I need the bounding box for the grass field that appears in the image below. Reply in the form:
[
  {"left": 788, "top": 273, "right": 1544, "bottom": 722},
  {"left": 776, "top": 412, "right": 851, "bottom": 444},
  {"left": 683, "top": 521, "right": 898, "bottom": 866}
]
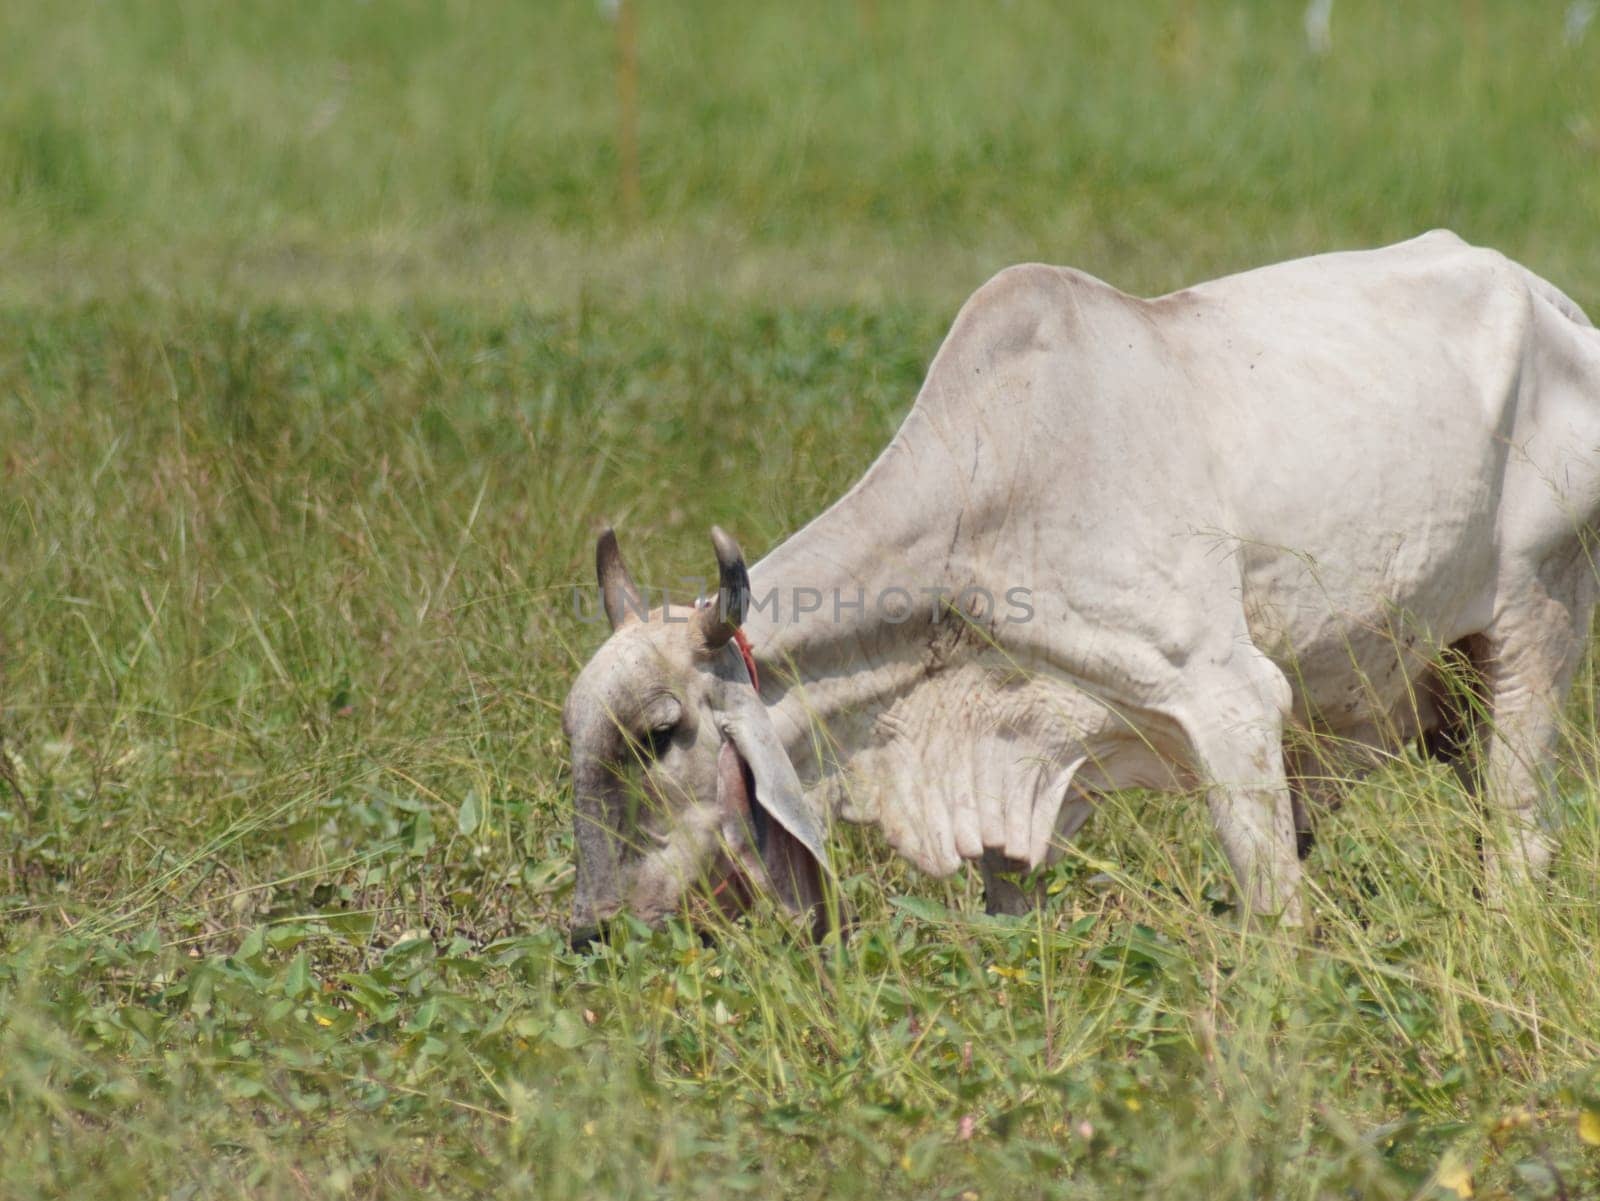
[{"left": 3, "top": 3, "right": 1600, "bottom": 1198}]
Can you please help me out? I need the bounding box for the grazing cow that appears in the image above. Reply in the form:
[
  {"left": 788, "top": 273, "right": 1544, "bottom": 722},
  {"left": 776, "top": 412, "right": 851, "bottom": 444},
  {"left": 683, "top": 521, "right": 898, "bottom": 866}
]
[{"left": 561, "top": 231, "right": 1599, "bottom": 937}]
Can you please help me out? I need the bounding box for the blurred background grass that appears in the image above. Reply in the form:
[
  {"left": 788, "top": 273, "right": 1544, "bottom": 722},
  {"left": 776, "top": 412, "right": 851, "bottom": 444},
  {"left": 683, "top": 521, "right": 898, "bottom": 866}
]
[{"left": 3, "top": 0, "right": 1596, "bottom": 308}]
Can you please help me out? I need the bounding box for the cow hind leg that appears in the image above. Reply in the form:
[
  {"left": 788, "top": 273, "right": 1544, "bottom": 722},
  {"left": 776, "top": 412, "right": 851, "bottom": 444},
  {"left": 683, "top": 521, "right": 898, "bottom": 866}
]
[
  {"left": 1418, "top": 635, "right": 1489, "bottom": 795},
  {"left": 1285, "top": 744, "right": 1351, "bottom": 860},
  {"left": 1471, "top": 589, "right": 1588, "bottom": 901},
  {"left": 1291, "top": 789, "right": 1316, "bottom": 860}
]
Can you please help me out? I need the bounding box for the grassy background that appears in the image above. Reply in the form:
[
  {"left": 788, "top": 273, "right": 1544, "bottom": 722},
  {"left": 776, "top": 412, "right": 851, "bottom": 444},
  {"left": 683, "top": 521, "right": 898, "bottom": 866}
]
[
  {"left": 4, "top": 0, "right": 1598, "bottom": 308},
  {"left": 2, "top": 2, "right": 1599, "bottom": 1198}
]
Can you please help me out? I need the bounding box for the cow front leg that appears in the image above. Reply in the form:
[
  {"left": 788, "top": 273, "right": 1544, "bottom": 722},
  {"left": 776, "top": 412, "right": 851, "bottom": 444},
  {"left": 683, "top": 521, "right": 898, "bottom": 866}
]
[
  {"left": 1204, "top": 764, "right": 1303, "bottom": 927},
  {"left": 1180, "top": 658, "right": 1304, "bottom": 927},
  {"left": 979, "top": 849, "right": 1039, "bottom": 916}
]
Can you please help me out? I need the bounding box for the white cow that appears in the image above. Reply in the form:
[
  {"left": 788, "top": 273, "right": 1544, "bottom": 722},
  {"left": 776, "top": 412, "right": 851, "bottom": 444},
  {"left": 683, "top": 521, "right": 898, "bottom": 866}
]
[{"left": 562, "top": 231, "right": 1599, "bottom": 936}]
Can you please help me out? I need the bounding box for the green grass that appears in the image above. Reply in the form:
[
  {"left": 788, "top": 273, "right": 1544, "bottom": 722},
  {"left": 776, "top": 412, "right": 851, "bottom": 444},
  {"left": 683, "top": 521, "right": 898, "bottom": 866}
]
[
  {"left": 3, "top": 3, "right": 1600, "bottom": 1199},
  {"left": 3, "top": 1, "right": 1598, "bottom": 308}
]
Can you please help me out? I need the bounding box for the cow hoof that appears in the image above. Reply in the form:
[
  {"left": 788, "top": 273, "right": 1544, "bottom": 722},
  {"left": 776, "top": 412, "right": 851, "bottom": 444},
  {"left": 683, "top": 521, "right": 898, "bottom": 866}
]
[{"left": 983, "top": 885, "right": 1034, "bottom": 917}]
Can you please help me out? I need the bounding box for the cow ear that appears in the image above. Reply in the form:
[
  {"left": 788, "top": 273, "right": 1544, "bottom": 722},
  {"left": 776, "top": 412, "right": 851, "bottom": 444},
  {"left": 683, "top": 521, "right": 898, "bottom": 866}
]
[{"left": 721, "top": 689, "right": 832, "bottom": 931}]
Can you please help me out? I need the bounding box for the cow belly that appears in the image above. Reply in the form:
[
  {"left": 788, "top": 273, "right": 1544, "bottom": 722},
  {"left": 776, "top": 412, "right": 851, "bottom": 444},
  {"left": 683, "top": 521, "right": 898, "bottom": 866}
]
[{"left": 1237, "top": 533, "right": 1495, "bottom": 742}]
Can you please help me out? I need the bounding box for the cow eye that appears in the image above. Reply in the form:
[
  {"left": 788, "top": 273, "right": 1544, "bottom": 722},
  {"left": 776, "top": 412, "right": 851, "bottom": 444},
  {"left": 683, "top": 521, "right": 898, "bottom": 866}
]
[{"left": 642, "top": 723, "right": 677, "bottom": 760}]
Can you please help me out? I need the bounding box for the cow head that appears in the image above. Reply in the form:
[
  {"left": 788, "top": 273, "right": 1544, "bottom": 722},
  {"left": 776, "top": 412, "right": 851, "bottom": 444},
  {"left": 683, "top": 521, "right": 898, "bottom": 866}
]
[{"left": 561, "top": 526, "right": 830, "bottom": 944}]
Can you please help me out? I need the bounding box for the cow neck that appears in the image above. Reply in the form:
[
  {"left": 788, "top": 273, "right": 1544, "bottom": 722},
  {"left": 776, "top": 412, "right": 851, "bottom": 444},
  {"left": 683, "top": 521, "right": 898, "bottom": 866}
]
[
  {"left": 739, "top": 494, "right": 955, "bottom": 744},
  {"left": 733, "top": 371, "right": 989, "bottom": 762}
]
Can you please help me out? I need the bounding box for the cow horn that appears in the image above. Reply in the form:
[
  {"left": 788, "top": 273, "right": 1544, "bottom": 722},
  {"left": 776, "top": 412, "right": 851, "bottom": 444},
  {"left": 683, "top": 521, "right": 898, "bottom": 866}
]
[
  {"left": 596, "top": 527, "right": 646, "bottom": 629},
  {"left": 698, "top": 526, "right": 749, "bottom": 650}
]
